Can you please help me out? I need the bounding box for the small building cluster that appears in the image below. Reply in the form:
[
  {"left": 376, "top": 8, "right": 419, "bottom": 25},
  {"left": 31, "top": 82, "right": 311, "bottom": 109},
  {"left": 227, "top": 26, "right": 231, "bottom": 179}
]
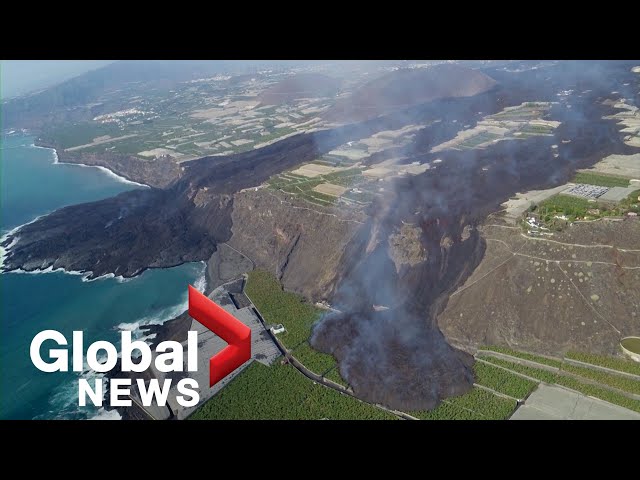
[{"left": 525, "top": 216, "right": 552, "bottom": 236}]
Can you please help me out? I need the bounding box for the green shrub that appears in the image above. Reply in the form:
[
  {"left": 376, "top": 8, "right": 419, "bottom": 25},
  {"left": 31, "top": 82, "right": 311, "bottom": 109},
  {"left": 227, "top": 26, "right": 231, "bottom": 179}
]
[
  {"left": 293, "top": 342, "right": 337, "bottom": 375},
  {"left": 245, "top": 270, "right": 322, "bottom": 349},
  {"left": 473, "top": 362, "right": 538, "bottom": 399},
  {"left": 561, "top": 363, "right": 640, "bottom": 395},
  {"left": 323, "top": 366, "right": 349, "bottom": 388},
  {"left": 572, "top": 172, "right": 630, "bottom": 188},
  {"left": 412, "top": 387, "right": 516, "bottom": 420},
  {"left": 554, "top": 375, "right": 640, "bottom": 413},
  {"left": 479, "top": 356, "right": 558, "bottom": 383},
  {"left": 565, "top": 351, "right": 640, "bottom": 376}
]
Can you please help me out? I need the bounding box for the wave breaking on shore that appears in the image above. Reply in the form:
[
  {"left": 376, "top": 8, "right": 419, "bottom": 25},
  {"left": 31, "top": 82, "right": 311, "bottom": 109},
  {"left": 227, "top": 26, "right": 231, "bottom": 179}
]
[
  {"left": 0, "top": 213, "right": 49, "bottom": 270},
  {"left": 115, "top": 265, "right": 206, "bottom": 338},
  {"left": 32, "top": 142, "right": 150, "bottom": 188},
  {"left": 34, "top": 263, "right": 205, "bottom": 421}
]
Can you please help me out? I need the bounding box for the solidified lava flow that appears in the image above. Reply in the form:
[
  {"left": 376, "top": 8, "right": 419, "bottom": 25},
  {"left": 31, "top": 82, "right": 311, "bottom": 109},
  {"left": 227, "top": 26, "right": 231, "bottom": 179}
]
[
  {"left": 312, "top": 310, "right": 476, "bottom": 411},
  {"left": 4, "top": 61, "right": 639, "bottom": 411},
  {"left": 310, "top": 208, "right": 486, "bottom": 411},
  {"left": 312, "top": 62, "right": 640, "bottom": 411}
]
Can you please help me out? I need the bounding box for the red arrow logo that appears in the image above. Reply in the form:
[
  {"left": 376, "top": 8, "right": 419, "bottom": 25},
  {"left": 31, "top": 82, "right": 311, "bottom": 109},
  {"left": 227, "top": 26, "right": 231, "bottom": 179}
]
[{"left": 188, "top": 285, "right": 251, "bottom": 387}]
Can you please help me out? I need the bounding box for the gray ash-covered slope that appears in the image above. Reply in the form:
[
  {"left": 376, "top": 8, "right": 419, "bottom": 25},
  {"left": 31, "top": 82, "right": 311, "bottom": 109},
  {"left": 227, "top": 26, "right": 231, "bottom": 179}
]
[
  {"left": 311, "top": 62, "right": 640, "bottom": 410},
  {"left": 2, "top": 60, "right": 326, "bottom": 130},
  {"left": 324, "top": 64, "right": 497, "bottom": 123},
  {"left": 257, "top": 73, "right": 341, "bottom": 106}
]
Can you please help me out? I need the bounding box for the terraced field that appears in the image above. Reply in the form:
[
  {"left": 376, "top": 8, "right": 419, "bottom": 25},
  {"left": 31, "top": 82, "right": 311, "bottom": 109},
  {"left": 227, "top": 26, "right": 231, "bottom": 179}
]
[
  {"left": 190, "top": 362, "right": 395, "bottom": 420},
  {"left": 244, "top": 270, "right": 348, "bottom": 386},
  {"left": 244, "top": 270, "right": 322, "bottom": 349},
  {"left": 267, "top": 166, "right": 374, "bottom": 207},
  {"left": 457, "top": 131, "right": 502, "bottom": 149},
  {"left": 477, "top": 347, "right": 640, "bottom": 415},
  {"left": 482, "top": 345, "right": 562, "bottom": 368},
  {"left": 199, "top": 271, "right": 640, "bottom": 420},
  {"left": 565, "top": 351, "right": 640, "bottom": 376},
  {"left": 572, "top": 172, "right": 631, "bottom": 188},
  {"left": 412, "top": 387, "right": 517, "bottom": 420},
  {"left": 241, "top": 270, "right": 529, "bottom": 418},
  {"left": 472, "top": 362, "right": 538, "bottom": 399}
]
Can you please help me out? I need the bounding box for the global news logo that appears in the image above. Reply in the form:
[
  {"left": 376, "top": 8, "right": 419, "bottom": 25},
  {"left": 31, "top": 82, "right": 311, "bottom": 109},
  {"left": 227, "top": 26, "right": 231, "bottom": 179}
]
[{"left": 29, "top": 286, "right": 251, "bottom": 408}]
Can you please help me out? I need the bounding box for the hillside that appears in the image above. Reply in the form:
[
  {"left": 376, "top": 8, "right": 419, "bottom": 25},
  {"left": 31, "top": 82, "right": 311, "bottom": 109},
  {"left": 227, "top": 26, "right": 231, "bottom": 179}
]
[
  {"left": 2, "top": 61, "right": 230, "bottom": 128},
  {"left": 4, "top": 61, "right": 640, "bottom": 411},
  {"left": 439, "top": 218, "right": 640, "bottom": 356},
  {"left": 2, "top": 61, "right": 322, "bottom": 129},
  {"left": 257, "top": 73, "right": 341, "bottom": 106},
  {"left": 324, "top": 64, "right": 497, "bottom": 122}
]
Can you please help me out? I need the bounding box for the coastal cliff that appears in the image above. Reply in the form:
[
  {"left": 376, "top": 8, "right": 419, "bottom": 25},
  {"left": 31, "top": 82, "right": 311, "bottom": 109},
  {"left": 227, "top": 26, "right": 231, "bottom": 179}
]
[
  {"left": 35, "top": 139, "right": 182, "bottom": 188},
  {"left": 4, "top": 61, "right": 639, "bottom": 410},
  {"left": 228, "top": 188, "right": 366, "bottom": 301}
]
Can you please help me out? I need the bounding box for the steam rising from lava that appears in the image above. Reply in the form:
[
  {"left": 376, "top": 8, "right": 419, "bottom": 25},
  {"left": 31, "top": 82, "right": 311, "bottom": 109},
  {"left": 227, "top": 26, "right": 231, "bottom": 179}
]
[{"left": 311, "top": 61, "right": 639, "bottom": 411}]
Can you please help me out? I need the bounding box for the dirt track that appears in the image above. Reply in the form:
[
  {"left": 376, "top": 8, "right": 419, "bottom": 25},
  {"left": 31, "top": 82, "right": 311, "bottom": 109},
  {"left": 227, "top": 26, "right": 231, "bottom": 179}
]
[{"left": 440, "top": 219, "right": 640, "bottom": 355}]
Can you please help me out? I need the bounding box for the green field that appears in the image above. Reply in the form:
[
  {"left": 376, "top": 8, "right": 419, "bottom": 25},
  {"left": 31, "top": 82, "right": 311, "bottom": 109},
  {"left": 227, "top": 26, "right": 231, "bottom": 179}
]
[
  {"left": 573, "top": 172, "right": 630, "bottom": 188},
  {"left": 478, "top": 353, "right": 640, "bottom": 413},
  {"left": 538, "top": 194, "right": 594, "bottom": 219},
  {"left": 301, "top": 191, "right": 338, "bottom": 205},
  {"left": 267, "top": 166, "right": 371, "bottom": 207},
  {"left": 490, "top": 105, "right": 545, "bottom": 121},
  {"left": 536, "top": 190, "right": 640, "bottom": 228},
  {"left": 244, "top": 270, "right": 348, "bottom": 386},
  {"left": 479, "top": 356, "right": 558, "bottom": 384},
  {"left": 314, "top": 156, "right": 361, "bottom": 168},
  {"left": 553, "top": 375, "right": 640, "bottom": 414},
  {"left": 39, "top": 79, "right": 306, "bottom": 159},
  {"left": 323, "top": 366, "right": 349, "bottom": 388},
  {"left": 561, "top": 363, "right": 640, "bottom": 395},
  {"left": 412, "top": 387, "right": 516, "bottom": 420},
  {"left": 190, "top": 362, "right": 396, "bottom": 420},
  {"left": 222, "top": 270, "right": 640, "bottom": 419},
  {"left": 322, "top": 168, "right": 363, "bottom": 180},
  {"left": 40, "top": 123, "right": 124, "bottom": 149},
  {"left": 518, "top": 123, "right": 555, "bottom": 135},
  {"left": 473, "top": 362, "right": 538, "bottom": 399},
  {"left": 413, "top": 401, "right": 482, "bottom": 420},
  {"left": 616, "top": 189, "right": 640, "bottom": 213},
  {"left": 292, "top": 342, "right": 337, "bottom": 375},
  {"left": 244, "top": 270, "right": 321, "bottom": 349},
  {"left": 481, "top": 345, "right": 563, "bottom": 368},
  {"left": 251, "top": 127, "right": 297, "bottom": 146},
  {"left": 536, "top": 194, "right": 602, "bottom": 230},
  {"left": 458, "top": 131, "right": 501, "bottom": 149},
  {"left": 565, "top": 351, "right": 640, "bottom": 376},
  {"left": 491, "top": 110, "right": 541, "bottom": 120}
]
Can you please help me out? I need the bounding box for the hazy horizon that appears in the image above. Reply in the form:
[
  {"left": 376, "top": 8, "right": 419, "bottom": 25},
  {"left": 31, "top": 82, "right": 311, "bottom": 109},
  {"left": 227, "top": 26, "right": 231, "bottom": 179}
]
[{"left": 1, "top": 60, "right": 115, "bottom": 99}]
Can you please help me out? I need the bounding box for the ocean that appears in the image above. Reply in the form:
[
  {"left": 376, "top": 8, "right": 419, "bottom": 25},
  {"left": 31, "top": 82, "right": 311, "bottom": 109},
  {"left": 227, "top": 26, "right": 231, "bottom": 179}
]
[{"left": 0, "top": 134, "right": 206, "bottom": 420}]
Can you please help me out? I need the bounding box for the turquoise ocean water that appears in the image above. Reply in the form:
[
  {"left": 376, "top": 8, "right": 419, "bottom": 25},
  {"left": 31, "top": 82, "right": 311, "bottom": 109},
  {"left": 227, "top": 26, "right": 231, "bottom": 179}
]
[{"left": 0, "top": 134, "right": 205, "bottom": 419}]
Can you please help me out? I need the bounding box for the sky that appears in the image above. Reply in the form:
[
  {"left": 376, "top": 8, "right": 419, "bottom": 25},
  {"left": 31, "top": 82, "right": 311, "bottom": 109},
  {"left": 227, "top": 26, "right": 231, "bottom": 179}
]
[{"left": 0, "top": 60, "right": 115, "bottom": 99}]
